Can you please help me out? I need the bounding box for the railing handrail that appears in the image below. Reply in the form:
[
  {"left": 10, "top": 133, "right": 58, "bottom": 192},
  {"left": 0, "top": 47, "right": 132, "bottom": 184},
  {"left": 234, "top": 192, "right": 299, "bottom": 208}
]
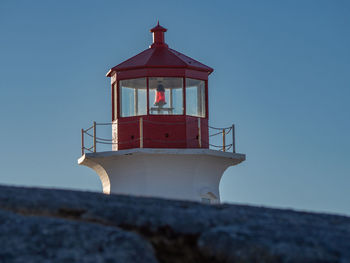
[{"left": 81, "top": 119, "right": 236, "bottom": 155}]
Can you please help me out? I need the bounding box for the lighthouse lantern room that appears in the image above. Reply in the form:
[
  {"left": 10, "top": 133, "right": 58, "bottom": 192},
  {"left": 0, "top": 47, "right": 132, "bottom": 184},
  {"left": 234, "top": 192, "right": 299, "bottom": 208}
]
[
  {"left": 107, "top": 22, "right": 212, "bottom": 150},
  {"left": 78, "top": 23, "right": 245, "bottom": 204}
]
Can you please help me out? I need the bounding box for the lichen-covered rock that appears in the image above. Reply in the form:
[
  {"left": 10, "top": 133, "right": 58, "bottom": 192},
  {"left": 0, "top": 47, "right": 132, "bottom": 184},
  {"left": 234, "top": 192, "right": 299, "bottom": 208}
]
[
  {"left": 0, "top": 209, "right": 157, "bottom": 263},
  {"left": 198, "top": 224, "right": 347, "bottom": 263},
  {"left": 0, "top": 185, "right": 349, "bottom": 263}
]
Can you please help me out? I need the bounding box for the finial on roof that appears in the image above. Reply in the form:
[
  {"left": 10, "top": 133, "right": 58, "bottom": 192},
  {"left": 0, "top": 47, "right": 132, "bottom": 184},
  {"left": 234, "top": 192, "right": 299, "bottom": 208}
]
[
  {"left": 150, "top": 21, "right": 167, "bottom": 32},
  {"left": 150, "top": 22, "right": 168, "bottom": 48}
]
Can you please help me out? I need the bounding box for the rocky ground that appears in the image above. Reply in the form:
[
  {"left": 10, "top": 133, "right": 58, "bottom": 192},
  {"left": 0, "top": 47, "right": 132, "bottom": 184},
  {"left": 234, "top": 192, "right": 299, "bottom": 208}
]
[{"left": 0, "top": 185, "right": 349, "bottom": 263}]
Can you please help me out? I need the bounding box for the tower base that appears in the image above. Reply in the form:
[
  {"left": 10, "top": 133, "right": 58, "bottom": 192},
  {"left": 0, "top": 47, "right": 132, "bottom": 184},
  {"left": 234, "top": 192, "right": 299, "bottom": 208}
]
[{"left": 78, "top": 148, "right": 245, "bottom": 203}]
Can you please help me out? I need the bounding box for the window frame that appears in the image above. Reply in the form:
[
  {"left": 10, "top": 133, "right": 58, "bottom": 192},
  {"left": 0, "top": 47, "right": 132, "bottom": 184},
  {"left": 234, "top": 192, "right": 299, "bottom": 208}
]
[
  {"left": 148, "top": 77, "right": 184, "bottom": 116},
  {"left": 112, "top": 81, "right": 118, "bottom": 121},
  {"left": 115, "top": 76, "right": 208, "bottom": 119},
  {"left": 119, "top": 77, "right": 147, "bottom": 118},
  {"left": 185, "top": 78, "right": 206, "bottom": 118}
]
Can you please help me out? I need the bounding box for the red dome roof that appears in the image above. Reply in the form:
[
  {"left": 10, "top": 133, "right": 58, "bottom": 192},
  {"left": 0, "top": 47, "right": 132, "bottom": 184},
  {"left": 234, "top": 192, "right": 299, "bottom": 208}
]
[{"left": 106, "top": 23, "right": 213, "bottom": 76}]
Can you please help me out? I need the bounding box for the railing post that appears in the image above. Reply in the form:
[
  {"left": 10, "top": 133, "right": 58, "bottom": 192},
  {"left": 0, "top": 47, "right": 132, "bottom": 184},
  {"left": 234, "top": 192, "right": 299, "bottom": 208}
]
[
  {"left": 139, "top": 117, "right": 143, "bottom": 148},
  {"left": 81, "top": 128, "right": 84, "bottom": 156},
  {"left": 232, "top": 124, "right": 236, "bottom": 153},
  {"left": 93, "top": 121, "right": 96, "bottom": 153},
  {"left": 222, "top": 128, "right": 226, "bottom": 152},
  {"left": 198, "top": 118, "right": 202, "bottom": 148}
]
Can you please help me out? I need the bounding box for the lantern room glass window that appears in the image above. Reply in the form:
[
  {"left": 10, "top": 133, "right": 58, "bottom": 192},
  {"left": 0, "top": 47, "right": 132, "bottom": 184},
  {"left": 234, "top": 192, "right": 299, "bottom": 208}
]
[
  {"left": 149, "top": 77, "right": 183, "bottom": 115},
  {"left": 186, "top": 78, "right": 206, "bottom": 117},
  {"left": 119, "top": 78, "right": 147, "bottom": 117}
]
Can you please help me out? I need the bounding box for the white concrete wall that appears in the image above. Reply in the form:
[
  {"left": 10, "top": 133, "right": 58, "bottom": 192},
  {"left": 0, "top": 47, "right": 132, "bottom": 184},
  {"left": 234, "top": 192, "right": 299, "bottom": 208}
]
[{"left": 78, "top": 149, "right": 245, "bottom": 203}]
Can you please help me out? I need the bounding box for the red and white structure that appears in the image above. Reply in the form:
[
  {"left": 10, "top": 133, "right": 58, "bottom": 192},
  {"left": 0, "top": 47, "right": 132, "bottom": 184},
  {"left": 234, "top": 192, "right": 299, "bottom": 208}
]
[{"left": 78, "top": 23, "right": 245, "bottom": 204}]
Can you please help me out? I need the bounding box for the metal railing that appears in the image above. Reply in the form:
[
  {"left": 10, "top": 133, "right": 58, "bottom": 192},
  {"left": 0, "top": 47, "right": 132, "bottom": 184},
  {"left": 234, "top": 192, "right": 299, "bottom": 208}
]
[
  {"left": 208, "top": 124, "right": 235, "bottom": 153},
  {"left": 81, "top": 118, "right": 236, "bottom": 155}
]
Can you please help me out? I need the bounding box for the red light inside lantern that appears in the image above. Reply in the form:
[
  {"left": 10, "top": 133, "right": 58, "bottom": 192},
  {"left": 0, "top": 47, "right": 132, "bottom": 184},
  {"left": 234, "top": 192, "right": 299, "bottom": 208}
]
[{"left": 154, "top": 84, "right": 166, "bottom": 107}]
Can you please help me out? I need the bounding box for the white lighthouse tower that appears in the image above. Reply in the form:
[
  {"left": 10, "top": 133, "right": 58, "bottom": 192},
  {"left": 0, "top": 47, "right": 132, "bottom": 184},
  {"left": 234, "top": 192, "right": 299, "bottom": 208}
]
[{"left": 78, "top": 23, "right": 245, "bottom": 204}]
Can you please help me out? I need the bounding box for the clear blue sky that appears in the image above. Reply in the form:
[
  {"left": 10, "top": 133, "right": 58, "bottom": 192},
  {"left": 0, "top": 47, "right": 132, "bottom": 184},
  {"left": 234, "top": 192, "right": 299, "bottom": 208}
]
[{"left": 1, "top": 1, "right": 349, "bottom": 215}]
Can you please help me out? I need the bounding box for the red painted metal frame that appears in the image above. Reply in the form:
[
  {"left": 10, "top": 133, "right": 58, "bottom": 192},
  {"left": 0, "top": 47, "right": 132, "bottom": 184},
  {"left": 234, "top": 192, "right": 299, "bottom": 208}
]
[
  {"left": 116, "top": 80, "right": 120, "bottom": 119},
  {"left": 205, "top": 80, "right": 209, "bottom": 119},
  {"left": 146, "top": 77, "right": 150, "bottom": 116},
  {"left": 112, "top": 73, "right": 209, "bottom": 150},
  {"left": 182, "top": 77, "right": 186, "bottom": 118},
  {"left": 111, "top": 81, "right": 120, "bottom": 121},
  {"left": 116, "top": 68, "right": 209, "bottom": 81},
  {"left": 114, "top": 115, "right": 209, "bottom": 150},
  {"left": 111, "top": 81, "right": 115, "bottom": 121}
]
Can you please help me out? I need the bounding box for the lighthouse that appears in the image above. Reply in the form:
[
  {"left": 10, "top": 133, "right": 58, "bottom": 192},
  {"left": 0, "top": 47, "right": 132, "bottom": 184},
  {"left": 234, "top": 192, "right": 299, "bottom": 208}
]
[{"left": 78, "top": 23, "right": 245, "bottom": 204}]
